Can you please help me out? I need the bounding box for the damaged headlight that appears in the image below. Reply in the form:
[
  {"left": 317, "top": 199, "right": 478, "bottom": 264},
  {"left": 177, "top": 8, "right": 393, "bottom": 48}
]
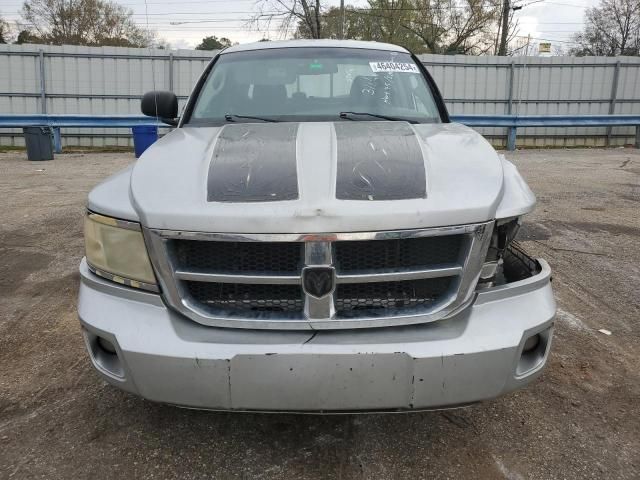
[
  {"left": 478, "top": 217, "right": 522, "bottom": 287},
  {"left": 84, "top": 212, "right": 157, "bottom": 291}
]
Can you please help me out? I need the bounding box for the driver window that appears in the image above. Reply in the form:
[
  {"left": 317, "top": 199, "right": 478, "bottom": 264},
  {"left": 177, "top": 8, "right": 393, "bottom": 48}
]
[{"left": 409, "top": 75, "right": 437, "bottom": 116}]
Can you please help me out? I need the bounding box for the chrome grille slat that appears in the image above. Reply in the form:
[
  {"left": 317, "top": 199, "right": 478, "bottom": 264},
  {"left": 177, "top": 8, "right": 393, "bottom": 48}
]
[
  {"left": 173, "top": 264, "right": 462, "bottom": 285},
  {"left": 174, "top": 270, "right": 301, "bottom": 284},
  {"left": 335, "top": 265, "right": 463, "bottom": 284},
  {"left": 144, "top": 222, "right": 494, "bottom": 330}
]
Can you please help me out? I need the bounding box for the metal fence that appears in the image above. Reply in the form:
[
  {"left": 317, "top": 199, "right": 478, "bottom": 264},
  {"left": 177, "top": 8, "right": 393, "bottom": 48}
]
[
  {"left": 421, "top": 54, "right": 640, "bottom": 147},
  {"left": 0, "top": 44, "right": 210, "bottom": 147},
  {"left": 2, "top": 43, "right": 640, "bottom": 148}
]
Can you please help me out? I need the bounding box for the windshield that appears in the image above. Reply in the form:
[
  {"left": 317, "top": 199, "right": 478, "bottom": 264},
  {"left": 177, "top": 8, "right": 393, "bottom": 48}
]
[{"left": 188, "top": 47, "right": 442, "bottom": 124}]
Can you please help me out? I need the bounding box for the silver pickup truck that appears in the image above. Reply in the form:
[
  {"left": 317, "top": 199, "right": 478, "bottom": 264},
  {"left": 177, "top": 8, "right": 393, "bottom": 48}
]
[{"left": 78, "top": 39, "right": 555, "bottom": 412}]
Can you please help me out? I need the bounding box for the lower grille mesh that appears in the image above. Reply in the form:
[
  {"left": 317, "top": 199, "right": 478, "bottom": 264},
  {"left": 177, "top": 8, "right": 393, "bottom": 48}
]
[
  {"left": 335, "top": 277, "right": 453, "bottom": 315},
  {"left": 185, "top": 282, "right": 304, "bottom": 313}
]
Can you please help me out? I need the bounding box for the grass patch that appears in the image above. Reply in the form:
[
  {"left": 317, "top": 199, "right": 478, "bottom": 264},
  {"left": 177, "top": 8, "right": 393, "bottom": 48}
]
[
  {"left": 0, "top": 146, "right": 26, "bottom": 152},
  {"left": 0, "top": 145, "right": 134, "bottom": 154},
  {"left": 61, "top": 146, "right": 134, "bottom": 153}
]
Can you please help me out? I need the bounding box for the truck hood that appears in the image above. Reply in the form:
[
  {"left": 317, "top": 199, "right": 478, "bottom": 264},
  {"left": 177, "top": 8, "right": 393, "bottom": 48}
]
[{"left": 129, "top": 122, "right": 531, "bottom": 233}]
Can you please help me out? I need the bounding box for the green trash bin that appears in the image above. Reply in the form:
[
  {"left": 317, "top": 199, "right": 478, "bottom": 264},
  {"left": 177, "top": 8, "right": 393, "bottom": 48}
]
[{"left": 23, "top": 126, "right": 54, "bottom": 161}]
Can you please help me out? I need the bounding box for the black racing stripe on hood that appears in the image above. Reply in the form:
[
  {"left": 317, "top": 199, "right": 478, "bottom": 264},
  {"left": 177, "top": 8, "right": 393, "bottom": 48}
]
[
  {"left": 207, "top": 123, "right": 299, "bottom": 202},
  {"left": 335, "top": 122, "right": 426, "bottom": 201}
]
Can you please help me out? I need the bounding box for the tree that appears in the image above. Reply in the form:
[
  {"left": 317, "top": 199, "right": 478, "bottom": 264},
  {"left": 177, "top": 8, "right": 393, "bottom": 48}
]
[
  {"left": 401, "top": 0, "right": 500, "bottom": 54},
  {"left": 364, "top": 0, "right": 423, "bottom": 51},
  {"left": 154, "top": 38, "right": 171, "bottom": 49},
  {"left": 0, "top": 15, "right": 10, "bottom": 43},
  {"left": 571, "top": 0, "right": 640, "bottom": 56},
  {"left": 261, "top": 0, "right": 519, "bottom": 55},
  {"left": 195, "top": 35, "right": 232, "bottom": 50},
  {"left": 14, "top": 29, "right": 42, "bottom": 44},
  {"left": 255, "top": 0, "right": 324, "bottom": 39},
  {"left": 21, "top": 0, "right": 153, "bottom": 47},
  {"left": 295, "top": 0, "right": 503, "bottom": 54},
  {"left": 302, "top": 5, "right": 374, "bottom": 40}
]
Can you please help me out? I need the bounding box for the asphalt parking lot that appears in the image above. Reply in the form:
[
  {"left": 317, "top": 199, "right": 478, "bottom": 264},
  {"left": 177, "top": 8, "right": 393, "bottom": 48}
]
[{"left": 0, "top": 147, "right": 638, "bottom": 479}]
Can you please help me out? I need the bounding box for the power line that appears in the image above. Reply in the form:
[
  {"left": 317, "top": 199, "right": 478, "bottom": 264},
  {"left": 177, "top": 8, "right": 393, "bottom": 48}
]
[
  {"left": 539, "top": 1, "right": 592, "bottom": 7},
  {"left": 0, "top": 10, "right": 588, "bottom": 24},
  {"left": 131, "top": 11, "right": 281, "bottom": 16},
  {"left": 14, "top": 22, "right": 282, "bottom": 30},
  {"left": 513, "top": 34, "right": 578, "bottom": 44},
  {"left": 2, "top": 1, "right": 593, "bottom": 11},
  {"left": 1, "top": 1, "right": 594, "bottom": 18},
  {"left": 0, "top": 10, "right": 281, "bottom": 17},
  {"left": 2, "top": 1, "right": 588, "bottom": 43}
]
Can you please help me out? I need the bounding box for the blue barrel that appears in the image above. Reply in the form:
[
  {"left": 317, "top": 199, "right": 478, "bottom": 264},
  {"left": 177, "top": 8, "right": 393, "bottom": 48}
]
[{"left": 131, "top": 125, "right": 158, "bottom": 158}]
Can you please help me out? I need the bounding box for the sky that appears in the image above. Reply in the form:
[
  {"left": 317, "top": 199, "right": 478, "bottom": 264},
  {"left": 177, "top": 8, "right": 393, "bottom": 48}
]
[{"left": 0, "top": 0, "right": 602, "bottom": 52}]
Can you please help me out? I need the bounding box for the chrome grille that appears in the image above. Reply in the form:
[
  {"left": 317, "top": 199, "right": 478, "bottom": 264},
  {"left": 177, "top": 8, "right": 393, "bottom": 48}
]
[{"left": 145, "top": 223, "right": 493, "bottom": 330}]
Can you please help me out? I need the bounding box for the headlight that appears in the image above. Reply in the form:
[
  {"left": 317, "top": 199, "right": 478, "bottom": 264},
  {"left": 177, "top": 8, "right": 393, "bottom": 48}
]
[
  {"left": 478, "top": 217, "right": 522, "bottom": 287},
  {"left": 84, "top": 212, "right": 157, "bottom": 291}
]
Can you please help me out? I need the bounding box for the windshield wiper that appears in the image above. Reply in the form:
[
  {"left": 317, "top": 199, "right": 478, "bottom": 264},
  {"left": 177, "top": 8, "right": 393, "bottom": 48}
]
[
  {"left": 224, "top": 113, "right": 279, "bottom": 123},
  {"left": 339, "top": 111, "right": 418, "bottom": 124}
]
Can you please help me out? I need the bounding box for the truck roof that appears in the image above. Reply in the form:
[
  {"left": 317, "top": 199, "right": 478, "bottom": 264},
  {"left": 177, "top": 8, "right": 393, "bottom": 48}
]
[{"left": 222, "top": 39, "right": 409, "bottom": 54}]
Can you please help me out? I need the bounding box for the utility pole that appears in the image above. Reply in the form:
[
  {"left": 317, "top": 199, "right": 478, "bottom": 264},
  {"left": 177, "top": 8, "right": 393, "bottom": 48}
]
[
  {"left": 340, "top": 0, "right": 345, "bottom": 39},
  {"left": 498, "top": 0, "right": 510, "bottom": 55}
]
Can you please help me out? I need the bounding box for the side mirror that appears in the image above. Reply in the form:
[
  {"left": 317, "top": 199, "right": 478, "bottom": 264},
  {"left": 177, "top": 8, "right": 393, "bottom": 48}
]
[{"left": 141, "top": 91, "right": 178, "bottom": 125}]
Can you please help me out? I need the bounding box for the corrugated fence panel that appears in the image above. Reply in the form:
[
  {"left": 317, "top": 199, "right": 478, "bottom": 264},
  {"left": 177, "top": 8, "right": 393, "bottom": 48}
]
[
  {"left": 0, "top": 44, "right": 213, "bottom": 146},
  {"left": 511, "top": 57, "right": 613, "bottom": 145},
  {"left": 420, "top": 53, "right": 640, "bottom": 147},
  {"left": 0, "top": 46, "right": 42, "bottom": 145},
  {"left": 1, "top": 45, "right": 640, "bottom": 147},
  {"left": 612, "top": 58, "right": 640, "bottom": 140}
]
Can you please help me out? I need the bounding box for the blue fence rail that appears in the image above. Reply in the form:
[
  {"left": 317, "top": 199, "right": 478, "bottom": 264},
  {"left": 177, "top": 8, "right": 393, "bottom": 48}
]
[
  {"left": 452, "top": 114, "right": 640, "bottom": 150},
  {"left": 1, "top": 114, "right": 640, "bottom": 152},
  {"left": 0, "top": 114, "right": 164, "bottom": 153}
]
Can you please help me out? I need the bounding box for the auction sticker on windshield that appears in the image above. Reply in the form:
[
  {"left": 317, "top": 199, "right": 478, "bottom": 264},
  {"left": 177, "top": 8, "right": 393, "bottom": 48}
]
[{"left": 369, "top": 62, "right": 420, "bottom": 73}]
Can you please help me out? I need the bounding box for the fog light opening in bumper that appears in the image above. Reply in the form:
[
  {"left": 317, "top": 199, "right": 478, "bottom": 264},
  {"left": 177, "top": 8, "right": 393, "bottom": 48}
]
[
  {"left": 97, "top": 336, "right": 117, "bottom": 354},
  {"left": 83, "top": 330, "right": 125, "bottom": 380},
  {"left": 522, "top": 334, "right": 540, "bottom": 353},
  {"left": 516, "top": 327, "right": 552, "bottom": 378}
]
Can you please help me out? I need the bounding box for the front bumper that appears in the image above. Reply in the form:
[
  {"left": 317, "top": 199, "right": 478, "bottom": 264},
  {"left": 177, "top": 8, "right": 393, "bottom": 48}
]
[{"left": 78, "top": 258, "right": 555, "bottom": 412}]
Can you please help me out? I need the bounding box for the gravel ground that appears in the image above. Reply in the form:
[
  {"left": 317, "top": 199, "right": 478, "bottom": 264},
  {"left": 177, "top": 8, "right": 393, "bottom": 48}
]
[{"left": 0, "top": 148, "right": 638, "bottom": 479}]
